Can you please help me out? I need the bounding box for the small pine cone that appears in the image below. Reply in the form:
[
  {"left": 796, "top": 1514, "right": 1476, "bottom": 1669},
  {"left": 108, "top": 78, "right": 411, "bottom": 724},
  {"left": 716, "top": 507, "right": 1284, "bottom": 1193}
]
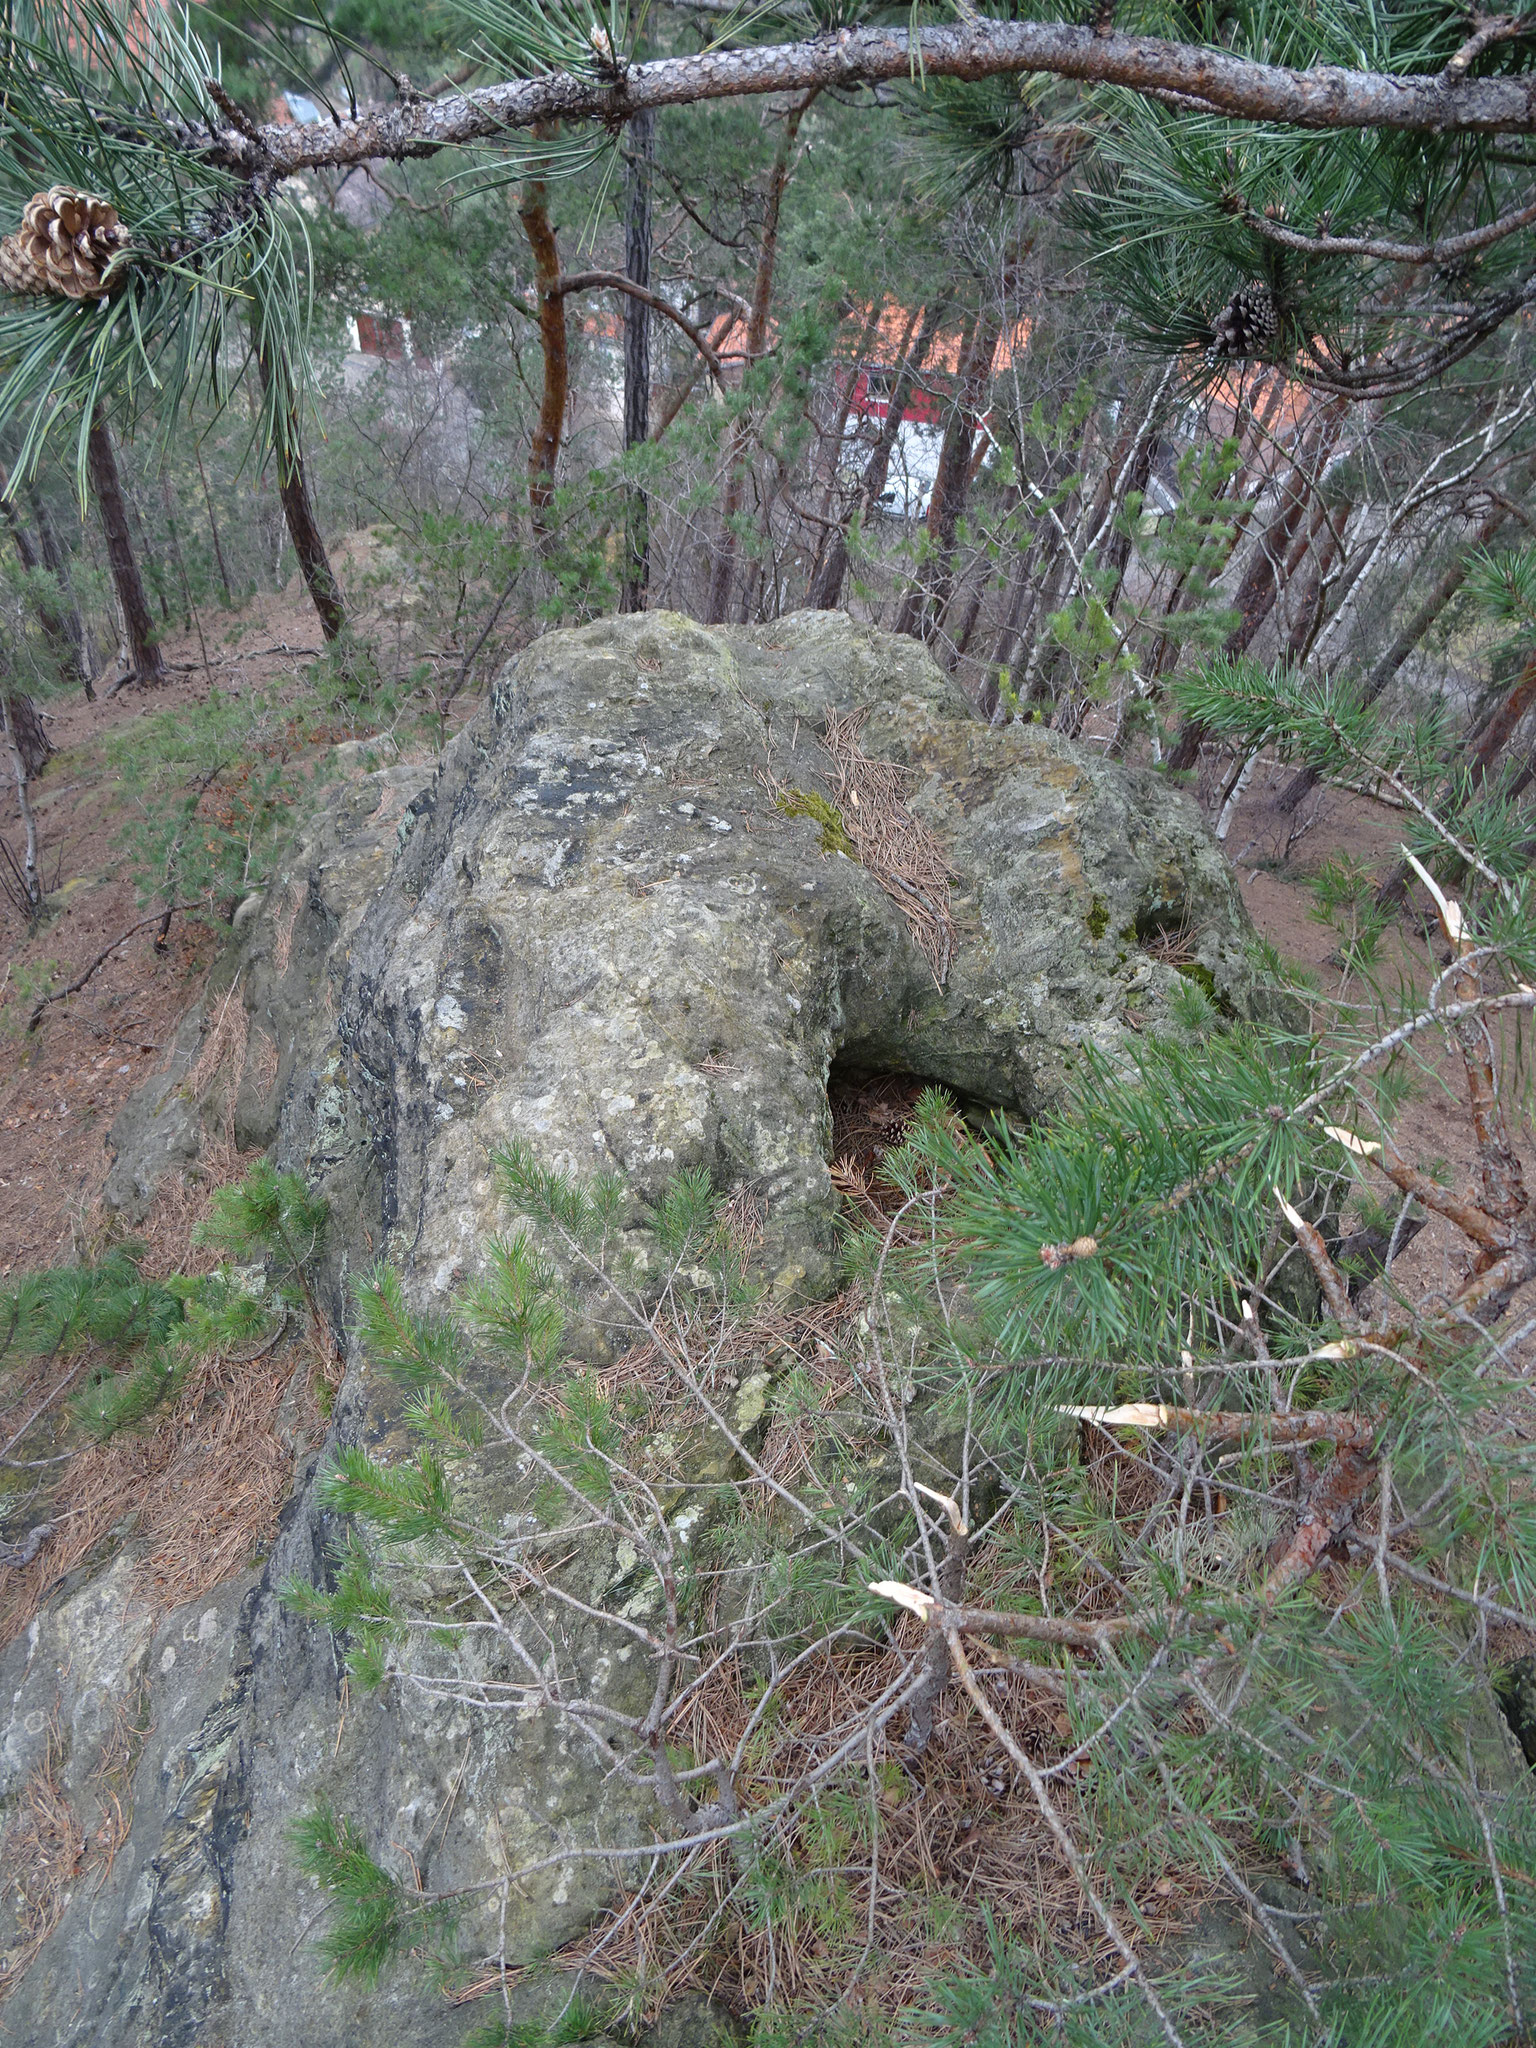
[
  {"left": 0, "top": 186, "right": 131, "bottom": 301},
  {"left": 1206, "top": 278, "right": 1280, "bottom": 363}
]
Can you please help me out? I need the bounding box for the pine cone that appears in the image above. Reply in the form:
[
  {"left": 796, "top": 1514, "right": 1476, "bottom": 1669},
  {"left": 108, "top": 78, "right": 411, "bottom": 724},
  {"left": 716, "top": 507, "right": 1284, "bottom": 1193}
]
[
  {"left": 0, "top": 186, "right": 130, "bottom": 302},
  {"left": 1206, "top": 279, "right": 1280, "bottom": 363}
]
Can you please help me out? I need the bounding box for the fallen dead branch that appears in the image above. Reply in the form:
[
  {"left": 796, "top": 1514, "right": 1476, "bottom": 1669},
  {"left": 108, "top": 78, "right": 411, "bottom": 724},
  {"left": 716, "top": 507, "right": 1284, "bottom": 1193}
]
[{"left": 26, "top": 904, "right": 203, "bottom": 1032}]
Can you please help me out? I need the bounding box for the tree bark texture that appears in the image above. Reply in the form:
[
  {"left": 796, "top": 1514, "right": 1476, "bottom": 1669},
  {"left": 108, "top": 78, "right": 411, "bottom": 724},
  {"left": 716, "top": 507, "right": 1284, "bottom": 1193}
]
[
  {"left": 3, "top": 691, "right": 51, "bottom": 778},
  {"left": 620, "top": 108, "right": 654, "bottom": 614},
  {"left": 86, "top": 406, "right": 165, "bottom": 685},
  {"left": 519, "top": 156, "right": 569, "bottom": 534},
  {"left": 253, "top": 351, "right": 346, "bottom": 642},
  {"left": 217, "top": 23, "right": 1536, "bottom": 194},
  {"left": 274, "top": 456, "right": 345, "bottom": 642}
]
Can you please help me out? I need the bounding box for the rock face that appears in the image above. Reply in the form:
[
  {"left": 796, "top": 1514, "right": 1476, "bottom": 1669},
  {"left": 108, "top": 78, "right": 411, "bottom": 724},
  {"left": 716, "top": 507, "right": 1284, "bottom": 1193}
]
[
  {"left": 113, "top": 608, "right": 1270, "bottom": 1325},
  {"left": 5, "top": 611, "right": 1273, "bottom": 2046}
]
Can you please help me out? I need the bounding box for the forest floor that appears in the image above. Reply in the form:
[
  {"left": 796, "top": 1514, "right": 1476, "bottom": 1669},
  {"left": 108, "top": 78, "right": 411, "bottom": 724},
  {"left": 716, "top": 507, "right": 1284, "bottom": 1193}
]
[
  {"left": 0, "top": 584, "right": 335, "bottom": 1273},
  {"left": 0, "top": 530, "right": 451, "bottom": 1273}
]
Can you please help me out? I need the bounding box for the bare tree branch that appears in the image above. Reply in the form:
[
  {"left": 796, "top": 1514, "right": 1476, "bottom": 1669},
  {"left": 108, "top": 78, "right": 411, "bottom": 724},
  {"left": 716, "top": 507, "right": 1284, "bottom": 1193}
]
[
  {"left": 1243, "top": 195, "right": 1536, "bottom": 266},
  {"left": 550, "top": 268, "right": 724, "bottom": 383},
  {"left": 191, "top": 20, "right": 1536, "bottom": 192}
]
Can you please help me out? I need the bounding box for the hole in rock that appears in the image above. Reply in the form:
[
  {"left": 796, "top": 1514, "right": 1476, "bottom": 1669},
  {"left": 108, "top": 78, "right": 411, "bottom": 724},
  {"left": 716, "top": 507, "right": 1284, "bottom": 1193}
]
[{"left": 826, "top": 1057, "right": 1018, "bottom": 1217}]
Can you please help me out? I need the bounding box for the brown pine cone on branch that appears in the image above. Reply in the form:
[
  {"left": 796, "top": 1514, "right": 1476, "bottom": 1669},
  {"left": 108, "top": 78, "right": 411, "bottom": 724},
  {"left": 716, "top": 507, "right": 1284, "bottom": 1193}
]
[
  {"left": 1206, "top": 278, "right": 1280, "bottom": 363},
  {"left": 0, "top": 186, "right": 131, "bottom": 302}
]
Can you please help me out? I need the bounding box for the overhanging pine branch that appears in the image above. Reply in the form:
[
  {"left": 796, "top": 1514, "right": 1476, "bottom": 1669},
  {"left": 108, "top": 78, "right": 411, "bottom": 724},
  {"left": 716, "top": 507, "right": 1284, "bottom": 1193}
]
[{"left": 192, "top": 20, "right": 1536, "bottom": 184}]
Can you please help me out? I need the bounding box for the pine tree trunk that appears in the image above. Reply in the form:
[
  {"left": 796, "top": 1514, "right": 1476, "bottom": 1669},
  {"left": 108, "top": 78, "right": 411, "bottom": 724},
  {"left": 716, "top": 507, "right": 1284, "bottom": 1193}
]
[
  {"left": 0, "top": 690, "right": 42, "bottom": 915},
  {"left": 1282, "top": 500, "right": 1353, "bottom": 664},
  {"left": 252, "top": 350, "right": 345, "bottom": 642},
  {"left": 86, "top": 405, "right": 165, "bottom": 686},
  {"left": 195, "top": 448, "right": 235, "bottom": 607},
  {"left": 893, "top": 310, "right": 975, "bottom": 638},
  {"left": 3, "top": 692, "right": 51, "bottom": 778},
  {"left": 23, "top": 477, "right": 95, "bottom": 692},
  {"left": 929, "top": 311, "right": 1003, "bottom": 650},
  {"left": 0, "top": 468, "right": 88, "bottom": 692},
  {"left": 520, "top": 144, "right": 569, "bottom": 536},
  {"left": 809, "top": 298, "right": 888, "bottom": 554},
  {"left": 620, "top": 109, "right": 655, "bottom": 616},
  {"left": 273, "top": 444, "right": 344, "bottom": 642}
]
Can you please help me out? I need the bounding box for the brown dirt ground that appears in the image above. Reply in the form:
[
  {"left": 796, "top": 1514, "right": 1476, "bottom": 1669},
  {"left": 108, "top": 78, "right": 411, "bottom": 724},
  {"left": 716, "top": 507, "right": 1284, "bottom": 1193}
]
[
  {"left": 1221, "top": 750, "right": 1536, "bottom": 1341},
  {"left": 0, "top": 581, "right": 340, "bottom": 1274}
]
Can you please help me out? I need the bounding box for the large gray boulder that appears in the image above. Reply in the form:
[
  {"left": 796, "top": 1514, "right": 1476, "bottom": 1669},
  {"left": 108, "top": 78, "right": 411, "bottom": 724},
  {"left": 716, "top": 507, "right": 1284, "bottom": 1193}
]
[
  {"left": 114, "top": 608, "right": 1270, "bottom": 1325},
  {"left": 4, "top": 611, "right": 1273, "bottom": 2047}
]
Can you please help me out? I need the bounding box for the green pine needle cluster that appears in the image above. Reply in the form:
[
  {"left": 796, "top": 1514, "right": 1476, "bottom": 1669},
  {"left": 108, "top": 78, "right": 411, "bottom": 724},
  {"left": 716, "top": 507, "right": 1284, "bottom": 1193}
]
[
  {"left": 0, "top": 2, "right": 311, "bottom": 488},
  {"left": 1, "top": 1163, "right": 327, "bottom": 1458},
  {"left": 288, "top": 1801, "right": 457, "bottom": 1986}
]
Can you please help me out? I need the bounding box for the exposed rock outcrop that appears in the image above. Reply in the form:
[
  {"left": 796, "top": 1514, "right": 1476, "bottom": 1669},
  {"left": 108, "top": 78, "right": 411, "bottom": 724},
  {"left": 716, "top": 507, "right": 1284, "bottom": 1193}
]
[
  {"left": 109, "top": 608, "right": 1274, "bottom": 1324},
  {"left": 5, "top": 611, "right": 1277, "bottom": 2046}
]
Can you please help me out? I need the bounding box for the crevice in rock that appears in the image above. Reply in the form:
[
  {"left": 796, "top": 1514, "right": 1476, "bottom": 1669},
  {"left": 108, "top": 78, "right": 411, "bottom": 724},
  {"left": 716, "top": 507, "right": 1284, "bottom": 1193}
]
[{"left": 825, "top": 1056, "right": 1018, "bottom": 1215}]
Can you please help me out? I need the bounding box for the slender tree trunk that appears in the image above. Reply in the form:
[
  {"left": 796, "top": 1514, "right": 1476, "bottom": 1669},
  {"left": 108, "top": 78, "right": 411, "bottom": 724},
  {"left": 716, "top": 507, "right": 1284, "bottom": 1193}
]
[
  {"left": 1224, "top": 402, "right": 1346, "bottom": 659},
  {"left": 126, "top": 470, "right": 173, "bottom": 626},
  {"left": 271, "top": 434, "right": 345, "bottom": 642},
  {"left": 1284, "top": 500, "right": 1353, "bottom": 662},
  {"left": 1145, "top": 371, "right": 1287, "bottom": 681},
  {"left": 0, "top": 688, "right": 42, "bottom": 915},
  {"left": 520, "top": 149, "right": 569, "bottom": 536},
  {"left": 706, "top": 88, "right": 819, "bottom": 624},
  {"left": 1467, "top": 650, "right": 1536, "bottom": 787},
  {"left": 3, "top": 691, "right": 51, "bottom": 778},
  {"left": 950, "top": 573, "right": 988, "bottom": 660},
  {"left": 194, "top": 447, "right": 235, "bottom": 607},
  {"left": 808, "top": 297, "right": 947, "bottom": 611},
  {"left": 1094, "top": 429, "right": 1159, "bottom": 616},
  {"left": 24, "top": 477, "right": 94, "bottom": 686},
  {"left": 1024, "top": 359, "right": 1175, "bottom": 708},
  {"left": 805, "top": 296, "right": 888, "bottom": 577},
  {"left": 86, "top": 405, "right": 165, "bottom": 686},
  {"left": 985, "top": 552, "right": 1035, "bottom": 701},
  {"left": 892, "top": 310, "right": 975, "bottom": 639},
  {"left": 620, "top": 109, "right": 655, "bottom": 614},
  {"left": 252, "top": 350, "right": 346, "bottom": 642},
  {"left": 930, "top": 310, "right": 1003, "bottom": 647}
]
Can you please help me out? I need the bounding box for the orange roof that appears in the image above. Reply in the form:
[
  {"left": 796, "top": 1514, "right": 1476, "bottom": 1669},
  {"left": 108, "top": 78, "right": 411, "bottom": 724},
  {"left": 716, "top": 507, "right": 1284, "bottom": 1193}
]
[{"left": 853, "top": 301, "right": 1031, "bottom": 376}]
